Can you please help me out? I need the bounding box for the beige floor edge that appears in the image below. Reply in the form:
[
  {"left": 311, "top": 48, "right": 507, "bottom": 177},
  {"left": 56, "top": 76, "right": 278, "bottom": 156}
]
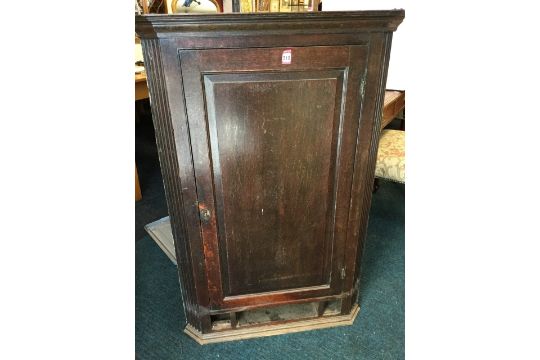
[{"left": 184, "top": 304, "right": 360, "bottom": 345}]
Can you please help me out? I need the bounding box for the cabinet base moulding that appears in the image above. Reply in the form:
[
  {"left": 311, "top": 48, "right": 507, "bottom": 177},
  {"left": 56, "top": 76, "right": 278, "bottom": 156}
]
[{"left": 184, "top": 304, "right": 360, "bottom": 345}]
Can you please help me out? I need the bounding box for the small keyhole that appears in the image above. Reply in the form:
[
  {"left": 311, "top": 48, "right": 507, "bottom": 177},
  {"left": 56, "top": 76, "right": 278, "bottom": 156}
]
[{"left": 200, "top": 208, "right": 211, "bottom": 222}]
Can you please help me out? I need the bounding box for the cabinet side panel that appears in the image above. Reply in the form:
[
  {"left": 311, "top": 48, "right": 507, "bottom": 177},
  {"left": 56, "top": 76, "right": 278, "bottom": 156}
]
[
  {"left": 140, "top": 38, "right": 203, "bottom": 329},
  {"left": 343, "top": 32, "right": 395, "bottom": 313}
]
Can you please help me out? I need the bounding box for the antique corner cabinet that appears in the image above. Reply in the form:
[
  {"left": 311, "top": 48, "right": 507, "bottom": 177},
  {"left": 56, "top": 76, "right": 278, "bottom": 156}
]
[{"left": 136, "top": 10, "right": 404, "bottom": 344}]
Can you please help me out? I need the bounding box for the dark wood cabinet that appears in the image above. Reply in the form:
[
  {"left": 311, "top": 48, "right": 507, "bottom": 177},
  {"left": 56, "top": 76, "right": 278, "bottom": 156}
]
[{"left": 136, "top": 10, "right": 404, "bottom": 344}]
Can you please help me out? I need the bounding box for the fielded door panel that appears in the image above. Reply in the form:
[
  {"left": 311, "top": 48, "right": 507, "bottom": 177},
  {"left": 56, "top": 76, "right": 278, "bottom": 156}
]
[{"left": 179, "top": 45, "right": 368, "bottom": 309}]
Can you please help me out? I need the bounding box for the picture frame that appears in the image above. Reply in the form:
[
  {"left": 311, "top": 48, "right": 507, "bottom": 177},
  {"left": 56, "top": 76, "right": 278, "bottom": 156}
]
[{"left": 232, "top": 0, "right": 318, "bottom": 12}]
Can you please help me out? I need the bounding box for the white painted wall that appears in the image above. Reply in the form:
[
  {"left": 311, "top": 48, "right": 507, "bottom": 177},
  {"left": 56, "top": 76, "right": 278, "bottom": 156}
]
[{"left": 323, "top": 1, "right": 406, "bottom": 90}]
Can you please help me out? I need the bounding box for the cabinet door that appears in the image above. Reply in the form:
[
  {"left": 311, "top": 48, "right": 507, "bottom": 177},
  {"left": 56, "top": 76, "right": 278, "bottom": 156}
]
[{"left": 179, "top": 45, "right": 367, "bottom": 309}]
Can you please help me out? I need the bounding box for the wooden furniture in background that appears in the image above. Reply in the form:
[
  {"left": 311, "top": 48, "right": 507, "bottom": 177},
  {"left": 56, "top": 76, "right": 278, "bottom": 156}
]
[
  {"left": 136, "top": 10, "right": 404, "bottom": 343},
  {"left": 373, "top": 91, "right": 405, "bottom": 192},
  {"left": 381, "top": 90, "right": 405, "bottom": 130},
  {"left": 135, "top": 72, "right": 149, "bottom": 101},
  {"left": 136, "top": 167, "right": 143, "bottom": 201},
  {"left": 135, "top": 72, "right": 149, "bottom": 201}
]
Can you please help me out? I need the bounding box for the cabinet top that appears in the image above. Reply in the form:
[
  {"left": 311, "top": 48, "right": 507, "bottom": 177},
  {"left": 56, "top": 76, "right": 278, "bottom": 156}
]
[{"left": 135, "top": 10, "right": 405, "bottom": 38}]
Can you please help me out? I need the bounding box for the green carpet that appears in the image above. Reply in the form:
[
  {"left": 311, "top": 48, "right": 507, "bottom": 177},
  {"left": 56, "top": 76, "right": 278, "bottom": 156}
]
[{"left": 136, "top": 180, "right": 404, "bottom": 359}]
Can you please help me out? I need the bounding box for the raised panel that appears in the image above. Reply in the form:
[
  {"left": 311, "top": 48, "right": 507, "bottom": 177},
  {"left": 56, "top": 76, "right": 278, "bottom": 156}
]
[{"left": 204, "top": 70, "right": 345, "bottom": 296}]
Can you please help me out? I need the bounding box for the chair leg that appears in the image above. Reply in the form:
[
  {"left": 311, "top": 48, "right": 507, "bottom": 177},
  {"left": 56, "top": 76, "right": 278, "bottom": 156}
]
[
  {"left": 136, "top": 165, "right": 142, "bottom": 201},
  {"left": 399, "top": 108, "right": 405, "bottom": 130},
  {"left": 373, "top": 178, "right": 380, "bottom": 193}
]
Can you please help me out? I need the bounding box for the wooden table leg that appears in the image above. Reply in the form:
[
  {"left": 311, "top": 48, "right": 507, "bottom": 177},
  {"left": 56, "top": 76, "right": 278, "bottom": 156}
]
[{"left": 136, "top": 165, "right": 142, "bottom": 201}]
